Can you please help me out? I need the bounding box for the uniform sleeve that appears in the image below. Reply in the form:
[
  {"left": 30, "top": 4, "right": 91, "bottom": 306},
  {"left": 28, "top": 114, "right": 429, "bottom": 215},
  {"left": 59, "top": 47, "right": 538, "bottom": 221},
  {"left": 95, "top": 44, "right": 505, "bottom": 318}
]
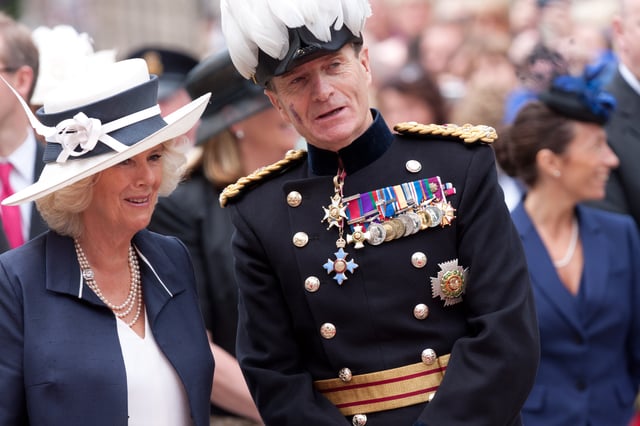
[
  {"left": 0, "top": 260, "right": 28, "bottom": 424},
  {"left": 230, "top": 207, "right": 351, "bottom": 426},
  {"left": 418, "top": 146, "right": 540, "bottom": 426}
]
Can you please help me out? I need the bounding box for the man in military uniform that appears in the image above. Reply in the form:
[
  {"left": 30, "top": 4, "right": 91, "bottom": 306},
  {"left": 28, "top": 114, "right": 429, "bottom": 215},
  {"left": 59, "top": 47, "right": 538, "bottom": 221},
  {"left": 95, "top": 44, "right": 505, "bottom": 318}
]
[{"left": 219, "top": 1, "right": 539, "bottom": 425}]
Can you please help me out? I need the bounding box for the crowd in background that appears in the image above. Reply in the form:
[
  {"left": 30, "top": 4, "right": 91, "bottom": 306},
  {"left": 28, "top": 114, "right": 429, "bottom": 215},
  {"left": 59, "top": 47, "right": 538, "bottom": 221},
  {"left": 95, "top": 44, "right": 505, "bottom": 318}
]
[
  {"left": 7, "top": 0, "right": 619, "bottom": 138},
  {"left": 211, "top": 0, "right": 617, "bottom": 132}
]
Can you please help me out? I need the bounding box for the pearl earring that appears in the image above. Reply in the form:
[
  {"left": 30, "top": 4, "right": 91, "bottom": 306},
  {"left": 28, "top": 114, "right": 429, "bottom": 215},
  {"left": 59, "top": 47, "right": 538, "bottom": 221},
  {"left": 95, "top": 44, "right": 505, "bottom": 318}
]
[
  {"left": 234, "top": 130, "right": 245, "bottom": 139},
  {"left": 552, "top": 170, "right": 561, "bottom": 178}
]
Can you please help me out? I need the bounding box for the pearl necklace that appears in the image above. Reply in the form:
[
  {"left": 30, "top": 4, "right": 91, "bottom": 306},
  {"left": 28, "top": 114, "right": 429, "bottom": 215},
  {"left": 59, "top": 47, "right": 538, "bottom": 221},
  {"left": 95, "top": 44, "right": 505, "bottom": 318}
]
[
  {"left": 553, "top": 218, "right": 578, "bottom": 268},
  {"left": 74, "top": 239, "right": 142, "bottom": 327}
]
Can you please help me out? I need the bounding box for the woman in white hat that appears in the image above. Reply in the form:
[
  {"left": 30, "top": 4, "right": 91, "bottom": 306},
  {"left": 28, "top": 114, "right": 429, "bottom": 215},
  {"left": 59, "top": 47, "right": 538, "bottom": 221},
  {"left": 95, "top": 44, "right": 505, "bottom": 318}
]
[{"left": 0, "top": 58, "right": 214, "bottom": 426}]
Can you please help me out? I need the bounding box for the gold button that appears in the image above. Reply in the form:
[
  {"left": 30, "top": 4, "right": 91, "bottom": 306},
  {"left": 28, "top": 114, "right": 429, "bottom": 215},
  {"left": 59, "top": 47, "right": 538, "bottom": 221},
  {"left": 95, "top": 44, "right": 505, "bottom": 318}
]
[
  {"left": 304, "top": 276, "right": 320, "bottom": 293},
  {"left": 292, "top": 232, "right": 309, "bottom": 247},
  {"left": 320, "top": 323, "right": 336, "bottom": 339},
  {"left": 352, "top": 414, "right": 367, "bottom": 426},
  {"left": 414, "top": 303, "right": 429, "bottom": 320},
  {"left": 411, "top": 251, "right": 427, "bottom": 268},
  {"left": 339, "top": 367, "right": 352, "bottom": 382},
  {"left": 287, "top": 191, "right": 302, "bottom": 207},
  {"left": 406, "top": 160, "right": 422, "bottom": 173},
  {"left": 421, "top": 348, "right": 437, "bottom": 365}
]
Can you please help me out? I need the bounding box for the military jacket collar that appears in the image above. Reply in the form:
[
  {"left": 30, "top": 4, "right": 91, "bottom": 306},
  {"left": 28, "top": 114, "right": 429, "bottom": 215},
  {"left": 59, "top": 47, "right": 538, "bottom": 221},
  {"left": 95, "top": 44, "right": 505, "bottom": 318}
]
[{"left": 307, "top": 109, "right": 393, "bottom": 176}]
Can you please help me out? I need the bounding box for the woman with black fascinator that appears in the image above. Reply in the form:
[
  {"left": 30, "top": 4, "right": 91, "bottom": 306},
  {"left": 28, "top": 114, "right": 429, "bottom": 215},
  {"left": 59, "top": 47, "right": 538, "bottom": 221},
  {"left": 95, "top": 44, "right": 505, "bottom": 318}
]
[{"left": 496, "top": 64, "right": 640, "bottom": 426}]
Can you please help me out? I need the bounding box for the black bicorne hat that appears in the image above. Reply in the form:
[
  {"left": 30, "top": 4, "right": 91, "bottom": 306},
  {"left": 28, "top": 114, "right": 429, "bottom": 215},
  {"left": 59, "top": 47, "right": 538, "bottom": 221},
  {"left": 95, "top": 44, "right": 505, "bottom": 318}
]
[{"left": 254, "top": 25, "right": 362, "bottom": 87}]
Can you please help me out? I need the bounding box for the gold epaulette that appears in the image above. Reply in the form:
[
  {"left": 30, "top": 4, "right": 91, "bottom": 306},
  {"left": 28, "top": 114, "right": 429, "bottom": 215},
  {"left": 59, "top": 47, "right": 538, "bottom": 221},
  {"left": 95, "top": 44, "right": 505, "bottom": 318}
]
[
  {"left": 219, "top": 149, "right": 308, "bottom": 207},
  {"left": 393, "top": 122, "right": 497, "bottom": 144}
]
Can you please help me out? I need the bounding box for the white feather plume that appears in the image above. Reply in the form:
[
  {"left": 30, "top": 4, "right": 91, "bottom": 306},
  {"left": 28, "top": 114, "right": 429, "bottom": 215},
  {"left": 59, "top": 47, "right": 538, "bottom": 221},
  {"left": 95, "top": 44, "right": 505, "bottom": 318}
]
[
  {"left": 304, "top": 0, "right": 341, "bottom": 42},
  {"left": 221, "top": 0, "right": 371, "bottom": 80},
  {"left": 220, "top": 0, "right": 258, "bottom": 79},
  {"left": 267, "top": 0, "right": 309, "bottom": 29},
  {"left": 244, "top": 0, "right": 289, "bottom": 59},
  {"left": 341, "top": 0, "right": 372, "bottom": 35}
]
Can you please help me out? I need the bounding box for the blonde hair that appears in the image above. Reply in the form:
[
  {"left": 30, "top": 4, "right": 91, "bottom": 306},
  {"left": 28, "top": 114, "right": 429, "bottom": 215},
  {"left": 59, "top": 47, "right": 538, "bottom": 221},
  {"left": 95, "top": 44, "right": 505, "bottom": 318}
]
[
  {"left": 36, "top": 141, "right": 186, "bottom": 238},
  {"left": 200, "top": 129, "right": 244, "bottom": 188}
]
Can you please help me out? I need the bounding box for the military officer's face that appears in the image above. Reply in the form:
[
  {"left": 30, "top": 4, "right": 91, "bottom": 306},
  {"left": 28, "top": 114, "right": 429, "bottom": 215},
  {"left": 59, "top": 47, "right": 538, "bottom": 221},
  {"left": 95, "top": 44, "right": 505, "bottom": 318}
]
[{"left": 266, "top": 44, "right": 374, "bottom": 152}]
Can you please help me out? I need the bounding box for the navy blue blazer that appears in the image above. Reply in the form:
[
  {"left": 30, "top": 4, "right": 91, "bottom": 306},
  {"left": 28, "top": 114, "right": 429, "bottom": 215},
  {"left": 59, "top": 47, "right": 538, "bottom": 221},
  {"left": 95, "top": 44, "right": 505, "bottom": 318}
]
[
  {"left": 512, "top": 203, "right": 640, "bottom": 426},
  {"left": 0, "top": 229, "right": 214, "bottom": 426},
  {"left": 228, "top": 112, "right": 539, "bottom": 425}
]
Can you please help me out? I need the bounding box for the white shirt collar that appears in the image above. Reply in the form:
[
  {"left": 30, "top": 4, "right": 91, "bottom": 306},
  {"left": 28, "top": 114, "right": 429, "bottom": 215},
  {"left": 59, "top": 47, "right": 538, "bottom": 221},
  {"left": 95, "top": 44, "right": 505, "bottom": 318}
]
[
  {"left": 618, "top": 63, "right": 640, "bottom": 96},
  {"left": 3, "top": 128, "right": 37, "bottom": 188}
]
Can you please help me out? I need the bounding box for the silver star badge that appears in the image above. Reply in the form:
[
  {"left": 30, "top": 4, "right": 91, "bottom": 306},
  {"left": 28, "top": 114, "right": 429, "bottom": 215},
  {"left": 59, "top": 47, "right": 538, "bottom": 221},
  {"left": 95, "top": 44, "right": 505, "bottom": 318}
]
[{"left": 431, "top": 259, "right": 468, "bottom": 306}]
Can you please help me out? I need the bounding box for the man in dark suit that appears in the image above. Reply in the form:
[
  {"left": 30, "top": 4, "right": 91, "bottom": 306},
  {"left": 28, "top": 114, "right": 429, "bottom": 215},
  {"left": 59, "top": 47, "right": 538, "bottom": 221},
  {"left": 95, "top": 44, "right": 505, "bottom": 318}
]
[
  {"left": 0, "top": 12, "right": 46, "bottom": 253},
  {"left": 219, "top": 1, "right": 540, "bottom": 425},
  {"left": 591, "top": 0, "right": 640, "bottom": 226}
]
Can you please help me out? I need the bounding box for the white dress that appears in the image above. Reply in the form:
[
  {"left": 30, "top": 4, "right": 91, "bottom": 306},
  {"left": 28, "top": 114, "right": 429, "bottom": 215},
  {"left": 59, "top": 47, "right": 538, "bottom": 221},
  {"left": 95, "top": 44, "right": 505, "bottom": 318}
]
[{"left": 117, "top": 311, "right": 192, "bottom": 425}]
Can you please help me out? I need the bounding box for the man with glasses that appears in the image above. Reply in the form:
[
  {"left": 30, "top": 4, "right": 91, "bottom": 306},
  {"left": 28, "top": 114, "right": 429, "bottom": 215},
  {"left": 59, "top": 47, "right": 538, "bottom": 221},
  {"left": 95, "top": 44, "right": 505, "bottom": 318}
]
[{"left": 0, "top": 12, "right": 46, "bottom": 253}]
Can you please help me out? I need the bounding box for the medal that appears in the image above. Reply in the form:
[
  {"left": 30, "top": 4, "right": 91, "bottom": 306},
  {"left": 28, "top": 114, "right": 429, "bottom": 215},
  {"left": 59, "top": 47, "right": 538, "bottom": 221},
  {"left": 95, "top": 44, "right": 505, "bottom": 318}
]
[
  {"left": 437, "top": 201, "right": 456, "bottom": 227},
  {"left": 366, "top": 222, "right": 386, "bottom": 245},
  {"left": 431, "top": 259, "right": 468, "bottom": 306},
  {"left": 347, "top": 224, "right": 370, "bottom": 249},
  {"left": 322, "top": 193, "right": 347, "bottom": 230},
  {"left": 321, "top": 169, "right": 358, "bottom": 284},
  {"left": 323, "top": 247, "right": 358, "bottom": 285}
]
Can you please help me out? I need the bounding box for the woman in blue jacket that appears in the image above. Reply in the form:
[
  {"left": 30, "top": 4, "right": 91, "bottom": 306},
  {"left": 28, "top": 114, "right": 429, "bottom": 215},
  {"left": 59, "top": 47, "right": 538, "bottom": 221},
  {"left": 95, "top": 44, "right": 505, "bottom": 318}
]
[
  {"left": 0, "top": 58, "right": 214, "bottom": 425},
  {"left": 496, "top": 66, "right": 640, "bottom": 426}
]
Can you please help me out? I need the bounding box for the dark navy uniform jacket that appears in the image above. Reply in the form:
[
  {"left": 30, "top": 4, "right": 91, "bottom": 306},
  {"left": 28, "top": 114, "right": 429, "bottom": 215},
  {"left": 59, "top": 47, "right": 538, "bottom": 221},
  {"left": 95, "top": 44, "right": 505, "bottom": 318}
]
[
  {"left": 227, "top": 111, "right": 539, "bottom": 426},
  {"left": 0, "top": 229, "right": 214, "bottom": 426}
]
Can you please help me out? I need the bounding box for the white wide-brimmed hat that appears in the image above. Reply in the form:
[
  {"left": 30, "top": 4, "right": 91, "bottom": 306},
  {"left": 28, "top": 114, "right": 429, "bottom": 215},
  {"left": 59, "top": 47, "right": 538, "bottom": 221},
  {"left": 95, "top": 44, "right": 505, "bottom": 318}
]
[{"left": 1, "top": 58, "right": 210, "bottom": 206}]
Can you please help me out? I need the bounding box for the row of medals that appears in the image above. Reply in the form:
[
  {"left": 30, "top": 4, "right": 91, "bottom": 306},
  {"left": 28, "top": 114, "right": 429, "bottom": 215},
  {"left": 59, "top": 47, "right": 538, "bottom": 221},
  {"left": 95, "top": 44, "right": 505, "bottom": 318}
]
[
  {"left": 320, "top": 174, "right": 456, "bottom": 285},
  {"left": 348, "top": 202, "right": 448, "bottom": 248},
  {"left": 322, "top": 176, "right": 455, "bottom": 250}
]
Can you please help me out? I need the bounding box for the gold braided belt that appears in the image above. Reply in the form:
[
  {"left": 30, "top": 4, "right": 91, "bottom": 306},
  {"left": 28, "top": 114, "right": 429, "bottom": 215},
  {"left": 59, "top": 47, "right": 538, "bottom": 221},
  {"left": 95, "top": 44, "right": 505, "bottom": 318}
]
[{"left": 314, "top": 354, "right": 450, "bottom": 416}]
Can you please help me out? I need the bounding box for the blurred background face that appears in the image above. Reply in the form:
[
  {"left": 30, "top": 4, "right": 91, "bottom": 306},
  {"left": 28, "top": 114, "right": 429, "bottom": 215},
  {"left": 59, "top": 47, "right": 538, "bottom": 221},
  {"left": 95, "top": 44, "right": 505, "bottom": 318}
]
[
  {"left": 556, "top": 122, "right": 619, "bottom": 202},
  {"left": 614, "top": 0, "right": 640, "bottom": 78},
  {"left": 0, "top": 47, "right": 30, "bottom": 129},
  {"left": 235, "top": 107, "right": 300, "bottom": 155},
  {"left": 377, "top": 87, "right": 437, "bottom": 128}
]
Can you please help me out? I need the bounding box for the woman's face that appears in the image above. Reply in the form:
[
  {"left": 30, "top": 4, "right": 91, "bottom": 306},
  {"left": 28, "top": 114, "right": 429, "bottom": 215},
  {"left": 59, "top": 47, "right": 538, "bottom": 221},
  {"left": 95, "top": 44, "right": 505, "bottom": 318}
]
[
  {"left": 556, "top": 122, "right": 619, "bottom": 202},
  {"left": 236, "top": 107, "right": 300, "bottom": 155},
  {"left": 82, "top": 146, "right": 164, "bottom": 238}
]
